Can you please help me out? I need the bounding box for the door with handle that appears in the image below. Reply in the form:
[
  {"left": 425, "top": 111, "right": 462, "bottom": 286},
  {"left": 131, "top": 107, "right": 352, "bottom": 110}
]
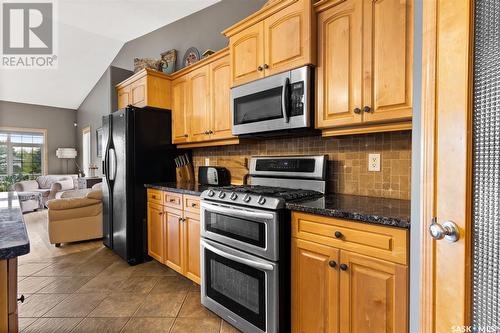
[{"left": 420, "top": 0, "right": 472, "bottom": 331}]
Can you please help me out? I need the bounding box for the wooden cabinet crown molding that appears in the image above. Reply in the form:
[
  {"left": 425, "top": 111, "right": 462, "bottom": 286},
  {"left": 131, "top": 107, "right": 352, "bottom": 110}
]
[
  {"left": 222, "top": 0, "right": 301, "bottom": 37},
  {"left": 169, "top": 48, "right": 229, "bottom": 80},
  {"left": 115, "top": 68, "right": 170, "bottom": 89}
]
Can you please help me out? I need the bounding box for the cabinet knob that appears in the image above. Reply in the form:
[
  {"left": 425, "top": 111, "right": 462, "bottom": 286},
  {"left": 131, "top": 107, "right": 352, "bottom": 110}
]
[
  {"left": 178, "top": 217, "right": 182, "bottom": 222},
  {"left": 328, "top": 260, "right": 337, "bottom": 268},
  {"left": 17, "top": 295, "right": 25, "bottom": 303},
  {"left": 159, "top": 212, "right": 163, "bottom": 216},
  {"left": 334, "top": 231, "right": 343, "bottom": 239},
  {"left": 170, "top": 198, "right": 176, "bottom": 202},
  {"left": 340, "top": 264, "right": 348, "bottom": 271},
  {"left": 191, "top": 203, "right": 197, "bottom": 208},
  {"left": 257, "top": 66, "right": 263, "bottom": 71},
  {"left": 209, "top": 130, "right": 213, "bottom": 134},
  {"left": 363, "top": 106, "right": 372, "bottom": 113},
  {"left": 353, "top": 108, "right": 361, "bottom": 114},
  {"left": 263, "top": 64, "right": 269, "bottom": 69},
  {"left": 184, "top": 134, "right": 188, "bottom": 137}
]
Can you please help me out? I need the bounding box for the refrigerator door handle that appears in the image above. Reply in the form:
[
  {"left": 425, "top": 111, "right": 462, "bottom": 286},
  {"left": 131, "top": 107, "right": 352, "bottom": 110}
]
[{"left": 108, "top": 148, "right": 117, "bottom": 181}]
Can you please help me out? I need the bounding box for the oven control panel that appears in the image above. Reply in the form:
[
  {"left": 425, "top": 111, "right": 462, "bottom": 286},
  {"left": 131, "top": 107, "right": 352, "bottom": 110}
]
[{"left": 202, "top": 189, "right": 284, "bottom": 210}]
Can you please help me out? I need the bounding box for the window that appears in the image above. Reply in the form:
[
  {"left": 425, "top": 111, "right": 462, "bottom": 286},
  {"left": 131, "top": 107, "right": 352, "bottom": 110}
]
[
  {"left": 0, "top": 129, "right": 46, "bottom": 179},
  {"left": 82, "top": 126, "right": 91, "bottom": 175}
]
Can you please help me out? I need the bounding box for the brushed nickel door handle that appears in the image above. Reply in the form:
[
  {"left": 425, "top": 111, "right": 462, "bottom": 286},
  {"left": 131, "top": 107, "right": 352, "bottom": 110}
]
[{"left": 429, "top": 217, "right": 460, "bottom": 242}]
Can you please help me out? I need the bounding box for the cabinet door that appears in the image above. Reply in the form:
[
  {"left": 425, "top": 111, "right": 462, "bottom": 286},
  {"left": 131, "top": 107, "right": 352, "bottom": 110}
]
[
  {"left": 315, "top": 0, "right": 363, "bottom": 129},
  {"left": 209, "top": 55, "right": 233, "bottom": 140},
  {"left": 130, "top": 77, "right": 147, "bottom": 107},
  {"left": 165, "top": 208, "right": 183, "bottom": 274},
  {"left": 183, "top": 211, "right": 200, "bottom": 284},
  {"left": 339, "top": 251, "right": 408, "bottom": 333},
  {"left": 171, "top": 77, "right": 189, "bottom": 144},
  {"left": 188, "top": 67, "right": 211, "bottom": 142},
  {"left": 362, "top": 0, "right": 412, "bottom": 123},
  {"left": 292, "top": 238, "right": 339, "bottom": 333},
  {"left": 230, "top": 22, "right": 265, "bottom": 87},
  {"left": 117, "top": 86, "right": 130, "bottom": 110},
  {"left": 263, "top": 0, "right": 313, "bottom": 76},
  {"left": 147, "top": 203, "right": 164, "bottom": 263}
]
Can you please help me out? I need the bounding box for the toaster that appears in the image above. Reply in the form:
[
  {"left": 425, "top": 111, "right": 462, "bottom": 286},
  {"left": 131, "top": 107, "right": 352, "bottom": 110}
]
[{"left": 198, "top": 166, "right": 231, "bottom": 186}]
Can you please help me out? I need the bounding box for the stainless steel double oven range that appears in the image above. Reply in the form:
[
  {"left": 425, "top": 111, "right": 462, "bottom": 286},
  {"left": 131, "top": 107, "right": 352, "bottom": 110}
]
[{"left": 200, "top": 155, "right": 327, "bottom": 333}]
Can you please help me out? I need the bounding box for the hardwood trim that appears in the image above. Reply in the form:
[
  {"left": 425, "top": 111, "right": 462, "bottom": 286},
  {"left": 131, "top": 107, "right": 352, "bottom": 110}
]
[
  {"left": 176, "top": 138, "right": 241, "bottom": 149},
  {"left": 420, "top": 0, "right": 474, "bottom": 330},
  {"left": 321, "top": 121, "right": 412, "bottom": 137},
  {"left": 222, "top": 0, "right": 299, "bottom": 37},
  {"left": 116, "top": 68, "right": 170, "bottom": 89}
]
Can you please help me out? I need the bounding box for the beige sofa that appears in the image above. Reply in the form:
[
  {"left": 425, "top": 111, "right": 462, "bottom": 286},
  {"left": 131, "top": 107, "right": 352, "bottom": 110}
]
[
  {"left": 13, "top": 174, "right": 78, "bottom": 212},
  {"left": 46, "top": 183, "right": 102, "bottom": 247}
]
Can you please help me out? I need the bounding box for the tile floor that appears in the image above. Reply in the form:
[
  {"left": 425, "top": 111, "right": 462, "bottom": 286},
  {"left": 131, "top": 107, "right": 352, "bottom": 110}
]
[{"left": 17, "top": 246, "right": 240, "bottom": 333}]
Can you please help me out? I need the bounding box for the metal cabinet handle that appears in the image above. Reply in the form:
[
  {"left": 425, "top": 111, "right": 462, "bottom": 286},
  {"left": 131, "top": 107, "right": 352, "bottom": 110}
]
[
  {"left": 184, "top": 134, "right": 188, "bottom": 137},
  {"left": 353, "top": 108, "right": 361, "bottom": 114},
  {"left": 363, "top": 106, "right": 372, "bottom": 113},
  {"left": 17, "top": 295, "right": 25, "bottom": 303},
  {"left": 191, "top": 203, "right": 197, "bottom": 207},
  {"left": 178, "top": 217, "right": 182, "bottom": 222},
  {"left": 257, "top": 66, "right": 263, "bottom": 71},
  {"left": 263, "top": 64, "right": 269, "bottom": 69},
  {"left": 429, "top": 217, "right": 460, "bottom": 242},
  {"left": 209, "top": 130, "right": 213, "bottom": 134},
  {"left": 170, "top": 198, "right": 176, "bottom": 202},
  {"left": 329, "top": 260, "right": 337, "bottom": 268},
  {"left": 334, "top": 231, "right": 343, "bottom": 239},
  {"left": 340, "top": 264, "right": 348, "bottom": 271}
]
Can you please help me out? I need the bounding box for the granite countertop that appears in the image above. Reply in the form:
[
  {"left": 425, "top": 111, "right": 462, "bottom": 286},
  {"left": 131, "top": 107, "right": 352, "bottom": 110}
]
[
  {"left": 144, "top": 182, "right": 213, "bottom": 196},
  {"left": 0, "top": 192, "right": 30, "bottom": 260},
  {"left": 286, "top": 194, "right": 411, "bottom": 229},
  {"left": 144, "top": 183, "right": 410, "bottom": 229}
]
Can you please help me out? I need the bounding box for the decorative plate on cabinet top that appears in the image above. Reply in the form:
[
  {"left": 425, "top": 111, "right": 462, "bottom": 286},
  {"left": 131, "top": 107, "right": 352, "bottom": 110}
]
[{"left": 182, "top": 47, "right": 200, "bottom": 68}]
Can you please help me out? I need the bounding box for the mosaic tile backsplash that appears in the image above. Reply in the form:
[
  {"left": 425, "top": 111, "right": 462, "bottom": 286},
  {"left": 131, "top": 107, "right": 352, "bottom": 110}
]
[{"left": 192, "top": 131, "right": 412, "bottom": 200}]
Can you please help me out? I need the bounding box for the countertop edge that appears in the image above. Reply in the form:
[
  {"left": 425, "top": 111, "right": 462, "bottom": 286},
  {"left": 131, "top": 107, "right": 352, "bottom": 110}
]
[
  {"left": 144, "top": 183, "right": 203, "bottom": 196},
  {"left": 0, "top": 192, "right": 31, "bottom": 260}
]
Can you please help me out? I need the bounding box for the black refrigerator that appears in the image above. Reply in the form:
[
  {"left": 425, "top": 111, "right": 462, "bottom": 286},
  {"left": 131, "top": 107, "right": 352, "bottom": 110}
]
[{"left": 102, "top": 106, "right": 178, "bottom": 265}]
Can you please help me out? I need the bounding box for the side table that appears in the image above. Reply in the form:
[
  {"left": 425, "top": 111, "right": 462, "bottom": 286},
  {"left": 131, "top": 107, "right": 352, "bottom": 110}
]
[{"left": 78, "top": 177, "right": 102, "bottom": 189}]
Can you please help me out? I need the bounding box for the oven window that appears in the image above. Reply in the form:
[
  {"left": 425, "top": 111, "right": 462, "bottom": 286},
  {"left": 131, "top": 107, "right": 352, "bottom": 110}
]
[
  {"left": 234, "top": 86, "right": 283, "bottom": 125},
  {"left": 205, "top": 211, "right": 265, "bottom": 248},
  {"left": 205, "top": 249, "right": 266, "bottom": 330}
]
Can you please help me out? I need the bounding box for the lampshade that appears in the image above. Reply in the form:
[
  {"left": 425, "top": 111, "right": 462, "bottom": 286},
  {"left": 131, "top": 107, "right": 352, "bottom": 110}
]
[{"left": 56, "top": 148, "right": 77, "bottom": 159}]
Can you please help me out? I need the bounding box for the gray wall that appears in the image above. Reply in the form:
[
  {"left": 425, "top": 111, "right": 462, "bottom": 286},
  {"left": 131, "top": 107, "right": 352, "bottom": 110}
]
[
  {"left": 0, "top": 100, "right": 77, "bottom": 174},
  {"left": 111, "top": 0, "right": 267, "bottom": 71},
  {"left": 76, "top": 66, "right": 132, "bottom": 176},
  {"left": 410, "top": 0, "right": 423, "bottom": 331}
]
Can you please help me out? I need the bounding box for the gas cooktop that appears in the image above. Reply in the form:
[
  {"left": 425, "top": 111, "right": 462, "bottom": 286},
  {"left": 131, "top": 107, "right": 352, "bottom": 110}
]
[{"left": 201, "top": 185, "right": 322, "bottom": 210}]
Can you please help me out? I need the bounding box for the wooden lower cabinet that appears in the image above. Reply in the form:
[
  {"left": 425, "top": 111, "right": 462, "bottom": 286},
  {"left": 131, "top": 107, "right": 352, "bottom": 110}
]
[
  {"left": 146, "top": 190, "right": 201, "bottom": 284},
  {"left": 291, "top": 212, "right": 408, "bottom": 333},
  {"left": 165, "top": 208, "right": 184, "bottom": 274},
  {"left": 147, "top": 202, "right": 165, "bottom": 262},
  {"left": 1, "top": 258, "right": 18, "bottom": 333}
]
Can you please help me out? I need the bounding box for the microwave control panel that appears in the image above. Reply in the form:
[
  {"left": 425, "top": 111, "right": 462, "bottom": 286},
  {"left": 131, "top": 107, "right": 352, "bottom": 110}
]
[{"left": 290, "top": 81, "right": 305, "bottom": 116}]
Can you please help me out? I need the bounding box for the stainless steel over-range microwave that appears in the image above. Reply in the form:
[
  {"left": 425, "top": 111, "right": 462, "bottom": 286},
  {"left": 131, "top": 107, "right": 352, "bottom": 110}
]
[{"left": 231, "top": 65, "right": 312, "bottom": 136}]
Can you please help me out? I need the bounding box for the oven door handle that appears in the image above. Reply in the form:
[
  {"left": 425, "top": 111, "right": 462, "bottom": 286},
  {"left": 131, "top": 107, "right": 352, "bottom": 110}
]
[
  {"left": 201, "top": 202, "right": 275, "bottom": 220},
  {"left": 201, "top": 239, "right": 274, "bottom": 271}
]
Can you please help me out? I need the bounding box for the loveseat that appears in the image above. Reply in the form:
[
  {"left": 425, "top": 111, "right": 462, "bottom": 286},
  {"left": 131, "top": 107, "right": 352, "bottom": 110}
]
[{"left": 13, "top": 174, "right": 78, "bottom": 212}]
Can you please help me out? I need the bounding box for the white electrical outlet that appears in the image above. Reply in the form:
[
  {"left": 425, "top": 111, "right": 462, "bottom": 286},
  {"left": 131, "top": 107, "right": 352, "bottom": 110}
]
[
  {"left": 205, "top": 158, "right": 210, "bottom": 166},
  {"left": 368, "top": 153, "right": 381, "bottom": 172}
]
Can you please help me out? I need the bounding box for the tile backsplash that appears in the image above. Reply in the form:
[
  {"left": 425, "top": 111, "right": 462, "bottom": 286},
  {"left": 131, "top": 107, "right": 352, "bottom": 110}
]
[{"left": 192, "top": 131, "right": 412, "bottom": 200}]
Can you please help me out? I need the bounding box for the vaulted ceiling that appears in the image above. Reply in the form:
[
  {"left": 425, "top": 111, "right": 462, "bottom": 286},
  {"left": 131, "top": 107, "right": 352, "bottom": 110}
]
[{"left": 0, "top": 0, "right": 220, "bottom": 109}]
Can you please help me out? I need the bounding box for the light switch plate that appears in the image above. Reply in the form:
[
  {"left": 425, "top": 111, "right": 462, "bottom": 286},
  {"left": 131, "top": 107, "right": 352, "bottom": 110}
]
[
  {"left": 205, "top": 158, "right": 210, "bottom": 166},
  {"left": 368, "top": 153, "right": 381, "bottom": 172}
]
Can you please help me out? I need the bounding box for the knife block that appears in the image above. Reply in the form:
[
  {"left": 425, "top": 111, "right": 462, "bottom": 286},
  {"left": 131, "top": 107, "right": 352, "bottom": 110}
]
[{"left": 176, "top": 163, "right": 195, "bottom": 185}]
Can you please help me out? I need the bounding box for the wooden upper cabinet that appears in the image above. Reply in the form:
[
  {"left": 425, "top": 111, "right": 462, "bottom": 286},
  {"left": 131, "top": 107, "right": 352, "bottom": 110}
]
[
  {"left": 315, "top": 0, "right": 413, "bottom": 135},
  {"left": 209, "top": 55, "right": 234, "bottom": 140},
  {"left": 171, "top": 77, "right": 188, "bottom": 144},
  {"left": 292, "top": 238, "right": 339, "bottom": 333},
  {"left": 264, "top": 0, "right": 314, "bottom": 76},
  {"left": 116, "top": 69, "right": 171, "bottom": 110},
  {"left": 165, "top": 208, "right": 183, "bottom": 274},
  {"left": 316, "top": 0, "right": 362, "bottom": 129},
  {"left": 229, "top": 22, "right": 265, "bottom": 87},
  {"left": 339, "top": 251, "right": 408, "bottom": 333},
  {"left": 224, "top": 0, "right": 315, "bottom": 87},
  {"left": 362, "top": 0, "right": 413, "bottom": 123},
  {"left": 188, "top": 66, "right": 211, "bottom": 142},
  {"left": 147, "top": 202, "right": 164, "bottom": 263}
]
